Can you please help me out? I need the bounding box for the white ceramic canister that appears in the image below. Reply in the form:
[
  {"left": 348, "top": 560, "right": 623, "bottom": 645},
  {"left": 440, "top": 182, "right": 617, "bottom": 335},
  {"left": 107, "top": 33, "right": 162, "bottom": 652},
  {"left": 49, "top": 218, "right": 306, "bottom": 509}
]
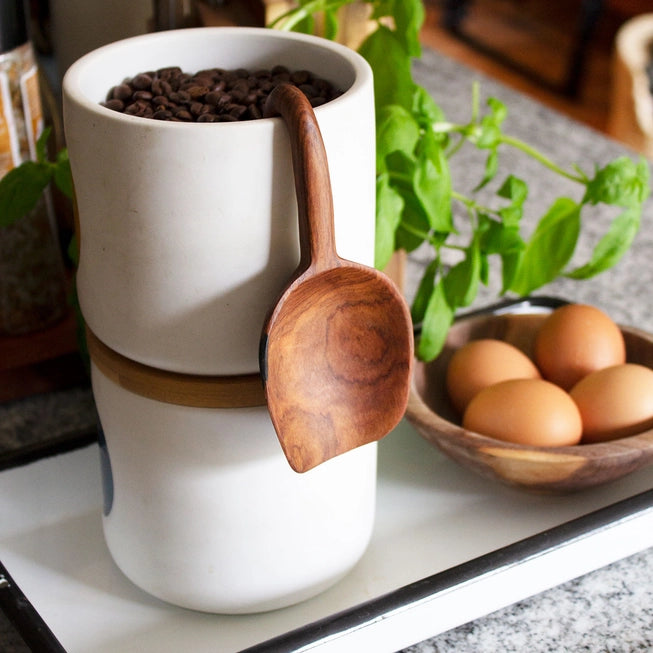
[
  {"left": 62, "top": 27, "right": 376, "bottom": 375},
  {"left": 63, "top": 27, "right": 378, "bottom": 614},
  {"left": 88, "top": 337, "right": 377, "bottom": 613}
]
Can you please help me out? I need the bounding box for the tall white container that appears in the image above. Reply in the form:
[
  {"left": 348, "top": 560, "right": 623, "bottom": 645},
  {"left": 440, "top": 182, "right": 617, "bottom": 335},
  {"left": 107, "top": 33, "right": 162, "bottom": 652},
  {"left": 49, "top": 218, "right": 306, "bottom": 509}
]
[{"left": 63, "top": 27, "right": 378, "bottom": 613}]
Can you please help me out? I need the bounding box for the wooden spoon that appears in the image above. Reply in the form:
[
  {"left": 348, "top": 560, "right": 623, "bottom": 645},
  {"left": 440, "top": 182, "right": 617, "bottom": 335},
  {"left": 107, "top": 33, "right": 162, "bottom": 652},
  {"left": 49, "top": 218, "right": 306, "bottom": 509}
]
[{"left": 260, "top": 83, "right": 414, "bottom": 473}]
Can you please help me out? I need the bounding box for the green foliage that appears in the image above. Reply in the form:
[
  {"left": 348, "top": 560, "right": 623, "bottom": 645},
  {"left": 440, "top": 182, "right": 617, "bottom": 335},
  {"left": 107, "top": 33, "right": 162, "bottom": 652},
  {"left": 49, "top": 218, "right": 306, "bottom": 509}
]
[
  {"left": 0, "top": 128, "right": 72, "bottom": 227},
  {"left": 272, "top": 0, "right": 651, "bottom": 361}
]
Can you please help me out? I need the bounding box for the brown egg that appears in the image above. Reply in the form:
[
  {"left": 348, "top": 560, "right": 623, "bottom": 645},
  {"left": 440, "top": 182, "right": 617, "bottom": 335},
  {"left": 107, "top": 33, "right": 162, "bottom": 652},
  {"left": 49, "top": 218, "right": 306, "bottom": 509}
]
[
  {"left": 463, "top": 378, "right": 583, "bottom": 447},
  {"left": 445, "top": 339, "right": 541, "bottom": 414},
  {"left": 534, "top": 304, "right": 626, "bottom": 390},
  {"left": 570, "top": 363, "right": 653, "bottom": 443}
]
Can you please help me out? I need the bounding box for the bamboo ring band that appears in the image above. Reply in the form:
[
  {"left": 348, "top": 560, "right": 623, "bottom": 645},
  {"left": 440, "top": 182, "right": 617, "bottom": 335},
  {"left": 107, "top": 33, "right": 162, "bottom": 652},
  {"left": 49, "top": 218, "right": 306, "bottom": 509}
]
[{"left": 86, "top": 327, "right": 267, "bottom": 408}]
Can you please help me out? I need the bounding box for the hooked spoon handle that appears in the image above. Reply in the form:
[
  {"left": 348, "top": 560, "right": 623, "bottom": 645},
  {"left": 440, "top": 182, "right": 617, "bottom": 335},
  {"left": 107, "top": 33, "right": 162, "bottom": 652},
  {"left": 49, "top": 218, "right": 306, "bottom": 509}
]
[{"left": 264, "top": 83, "right": 340, "bottom": 274}]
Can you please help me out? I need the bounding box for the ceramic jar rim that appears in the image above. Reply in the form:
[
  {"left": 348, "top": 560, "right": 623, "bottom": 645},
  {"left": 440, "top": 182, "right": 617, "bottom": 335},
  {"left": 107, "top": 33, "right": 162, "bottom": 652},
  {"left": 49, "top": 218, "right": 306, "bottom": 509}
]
[{"left": 62, "top": 26, "right": 371, "bottom": 130}]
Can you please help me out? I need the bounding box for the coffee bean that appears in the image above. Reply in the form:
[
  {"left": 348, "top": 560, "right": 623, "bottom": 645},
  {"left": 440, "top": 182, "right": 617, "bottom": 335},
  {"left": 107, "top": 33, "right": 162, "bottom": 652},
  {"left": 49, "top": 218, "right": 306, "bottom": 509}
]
[
  {"left": 104, "top": 98, "right": 125, "bottom": 111},
  {"left": 175, "top": 90, "right": 192, "bottom": 104},
  {"left": 185, "top": 85, "right": 208, "bottom": 99},
  {"left": 174, "top": 109, "right": 193, "bottom": 121},
  {"left": 205, "top": 90, "right": 224, "bottom": 106},
  {"left": 189, "top": 101, "right": 206, "bottom": 117},
  {"left": 228, "top": 104, "right": 248, "bottom": 119},
  {"left": 290, "top": 70, "right": 310, "bottom": 85},
  {"left": 152, "top": 109, "right": 173, "bottom": 120},
  {"left": 152, "top": 78, "right": 173, "bottom": 96},
  {"left": 110, "top": 83, "right": 132, "bottom": 102},
  {"left": 132, "top": 90, "right": 153, "bottom": 101},
  {"left": 247, "top": 104, "right": 262, "bottom": 120},
  {"left": 131, "top": 74, "right": 153, "bottom": 91},
  {"left": 298, "top": 84, "right": 317, "bottom": 99},
  {"left": 102, "top": 65, "right": 341, "bottom": 122},
  {"left": 124, "top": 102, "right": 144, "bottom": 116},
  {"left": 157, "top": 66, "right": 182, "bottom": 78}
]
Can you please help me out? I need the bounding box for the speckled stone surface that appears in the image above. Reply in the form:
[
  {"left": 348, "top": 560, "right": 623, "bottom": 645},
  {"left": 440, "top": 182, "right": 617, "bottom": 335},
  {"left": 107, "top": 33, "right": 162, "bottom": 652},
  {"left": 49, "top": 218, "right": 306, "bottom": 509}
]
[
  {"left": 402, "top": 547, "right": 653, "bottom": 652},
  {"left": 0, "top": 386, "right": 96, "bottom": 454}
]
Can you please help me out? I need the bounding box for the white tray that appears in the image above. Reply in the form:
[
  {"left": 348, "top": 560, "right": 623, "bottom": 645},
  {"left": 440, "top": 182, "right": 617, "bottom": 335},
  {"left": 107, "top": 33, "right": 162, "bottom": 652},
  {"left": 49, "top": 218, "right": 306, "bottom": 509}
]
[{"left": 2, "top": 418, "right": 653, "bottom": 653}]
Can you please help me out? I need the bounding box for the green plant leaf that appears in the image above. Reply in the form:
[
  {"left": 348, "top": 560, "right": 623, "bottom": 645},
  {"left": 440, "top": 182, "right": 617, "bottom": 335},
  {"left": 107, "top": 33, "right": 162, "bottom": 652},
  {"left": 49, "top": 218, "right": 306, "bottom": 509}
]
[
  {"left": 476, "top": 118, "right": 501, "bottom": 149},
  {"left": 583, "top": 156, "right": 650, "bottom": 208},
  {"left": 375, "top": 172, "right": 404, "bottom": 269},
  {"left": 323, "top": 7, "right": 339, "bottom": 39},
  {"left": 411, "top": 257, "right": 438, "bottom": 324},
  {"left": 376, "top": 104, "right": 420, "bottom": 169},
  {"left": 384, "top": 148, "right": 426, "bottom": 248},
  {"left": 497, "top": 173, "right": 528, "bottom": 205},
  {"left": 566, "top": 204, "right": 641, "bottom": 279},
  {"left": 473, "top": 149, "right": 498, "bottom": 192},
  {"left": 375, "top": 0, "right": 424, "bottom": 58},
  {"left": 500, "top": 250, "right": 522, "bottom": 294},
  {"left": 443, "top": 237, "right": 481, "bottom": 308},
  {"left": 0, "top": 161, "right": 52, "bottom": 227},
  {"left": 358, "top": 25, "right": 415, "bottom": 111},
  {"left": 495, "top": 174, "right": 528, "bottom": 225},
  {"left": 508, "top": 197, "right": 581, "bottom": 295},
  {"left": 412, "top": 84, "right": 445, "bottom": 128},
  {"left": 486, "top": 96, "right": 507, "bottom": 125},
  {"left": 395, "top": 192, "right": 432, "bottom": 252},
  {"left": 417, "top": 280, "right": 454, "bottom": 361},
  {"left": 473, "top": 97, "right": 507, "bottom": 150},
  {"left": 413, "top": 127, "right": 453, "bottom": 232},
  {"left": 35, "top": 127, "right": 51, "bottom": 163},
  {"left": 53, "top": 150, "right": 73, "bottom": 198},
  {"left": 479, "top": 216, "right": 524, "bottom": 255},
  {"left": 477, "top": 212, "right": 525, "bottom": 291}
]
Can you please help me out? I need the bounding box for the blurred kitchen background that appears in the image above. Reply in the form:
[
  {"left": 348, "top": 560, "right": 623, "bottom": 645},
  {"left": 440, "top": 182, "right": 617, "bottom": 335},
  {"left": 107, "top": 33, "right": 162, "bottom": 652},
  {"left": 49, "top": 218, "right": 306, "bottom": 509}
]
[
  {"left": 2, "top": 0, "right": 653, "bottom": 430},
  {"left": 27, "top": 1, "right": 653, "bottom": 141}
]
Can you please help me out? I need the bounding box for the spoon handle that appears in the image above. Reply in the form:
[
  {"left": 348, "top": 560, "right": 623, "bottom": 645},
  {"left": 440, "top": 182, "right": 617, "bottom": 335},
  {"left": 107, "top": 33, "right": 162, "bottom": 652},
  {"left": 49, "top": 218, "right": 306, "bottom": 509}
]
[{"left": 264, "top": 83, "right": 340, "bottom": 274}]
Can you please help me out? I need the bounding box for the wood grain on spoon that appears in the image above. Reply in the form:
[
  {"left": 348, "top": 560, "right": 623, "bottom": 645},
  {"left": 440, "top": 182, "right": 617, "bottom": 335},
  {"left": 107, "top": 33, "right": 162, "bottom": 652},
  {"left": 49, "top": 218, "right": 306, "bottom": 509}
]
[{"left": 260, "top": 83, "right": 414, "bottom": 472}]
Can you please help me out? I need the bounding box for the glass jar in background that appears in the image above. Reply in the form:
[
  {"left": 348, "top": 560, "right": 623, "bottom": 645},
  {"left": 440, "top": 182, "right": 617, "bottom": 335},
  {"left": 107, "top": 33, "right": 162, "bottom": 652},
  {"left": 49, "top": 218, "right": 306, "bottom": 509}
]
[{"left": 0, "top": 0, "right": 67, "bottom": 336}]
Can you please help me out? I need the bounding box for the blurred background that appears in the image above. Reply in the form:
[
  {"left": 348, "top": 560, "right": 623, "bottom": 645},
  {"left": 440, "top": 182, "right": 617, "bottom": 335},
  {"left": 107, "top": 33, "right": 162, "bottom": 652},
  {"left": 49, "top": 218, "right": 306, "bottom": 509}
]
[{"left": 26, "top": 0, "right": 653, "bottom": 146}]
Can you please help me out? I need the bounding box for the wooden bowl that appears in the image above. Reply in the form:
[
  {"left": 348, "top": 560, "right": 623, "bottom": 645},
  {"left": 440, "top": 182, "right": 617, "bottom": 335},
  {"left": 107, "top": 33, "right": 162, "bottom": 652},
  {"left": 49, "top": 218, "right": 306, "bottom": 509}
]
[{"left": 405, "top": 310, "right": 653, "bottom": 493}]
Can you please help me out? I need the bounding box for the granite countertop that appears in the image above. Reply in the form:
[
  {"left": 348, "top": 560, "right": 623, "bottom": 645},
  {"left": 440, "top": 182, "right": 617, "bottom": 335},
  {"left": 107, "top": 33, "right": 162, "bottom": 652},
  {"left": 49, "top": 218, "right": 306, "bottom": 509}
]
[
  {"left": 2, "top": 47, "right": 653, "bottom": 652},
  {"left": 406, "top": 547, "right": 653, "bottom": 652}
]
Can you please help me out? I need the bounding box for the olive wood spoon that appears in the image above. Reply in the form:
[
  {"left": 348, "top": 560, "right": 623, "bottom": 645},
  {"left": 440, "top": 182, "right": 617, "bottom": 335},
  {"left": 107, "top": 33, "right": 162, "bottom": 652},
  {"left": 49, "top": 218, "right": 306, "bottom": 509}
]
[{"left": 260, "top": 83, "right": 414, "bottom": 473}]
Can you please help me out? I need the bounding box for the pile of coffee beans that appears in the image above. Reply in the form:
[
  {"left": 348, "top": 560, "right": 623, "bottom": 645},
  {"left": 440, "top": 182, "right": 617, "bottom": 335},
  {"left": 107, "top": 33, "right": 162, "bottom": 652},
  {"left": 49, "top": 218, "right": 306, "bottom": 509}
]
[{"left": 102, "top": 65, "right": 342, "bottom": 122}]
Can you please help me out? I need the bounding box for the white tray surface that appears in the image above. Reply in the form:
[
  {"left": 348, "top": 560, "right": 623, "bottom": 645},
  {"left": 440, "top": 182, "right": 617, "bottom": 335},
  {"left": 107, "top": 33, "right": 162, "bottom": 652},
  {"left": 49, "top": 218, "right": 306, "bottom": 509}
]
[{"left": 2, "top": 420, "right": 653, "bottom": 652}]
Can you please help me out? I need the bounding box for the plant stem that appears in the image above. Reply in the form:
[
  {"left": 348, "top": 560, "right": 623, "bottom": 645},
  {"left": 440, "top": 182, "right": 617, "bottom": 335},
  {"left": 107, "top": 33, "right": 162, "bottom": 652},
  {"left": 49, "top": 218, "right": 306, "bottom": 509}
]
[
  {"left": 498, "top": 134, "right": 587, "bottom": 184},
  {"left": 433, "top": 121, "right": 587, "bottom": 185},
  {"left": 452, "top": 190, "right": 504, "bottom": 219},
  {"left": 398, "top": 220, "right": 434, "bottom": 243}
]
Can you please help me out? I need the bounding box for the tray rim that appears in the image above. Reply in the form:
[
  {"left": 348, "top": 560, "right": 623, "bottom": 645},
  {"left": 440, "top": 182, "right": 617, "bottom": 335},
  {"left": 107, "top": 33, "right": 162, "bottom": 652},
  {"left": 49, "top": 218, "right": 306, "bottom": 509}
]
[{"left": 240, "top": 487, "right": 653, "bottom": 651}]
